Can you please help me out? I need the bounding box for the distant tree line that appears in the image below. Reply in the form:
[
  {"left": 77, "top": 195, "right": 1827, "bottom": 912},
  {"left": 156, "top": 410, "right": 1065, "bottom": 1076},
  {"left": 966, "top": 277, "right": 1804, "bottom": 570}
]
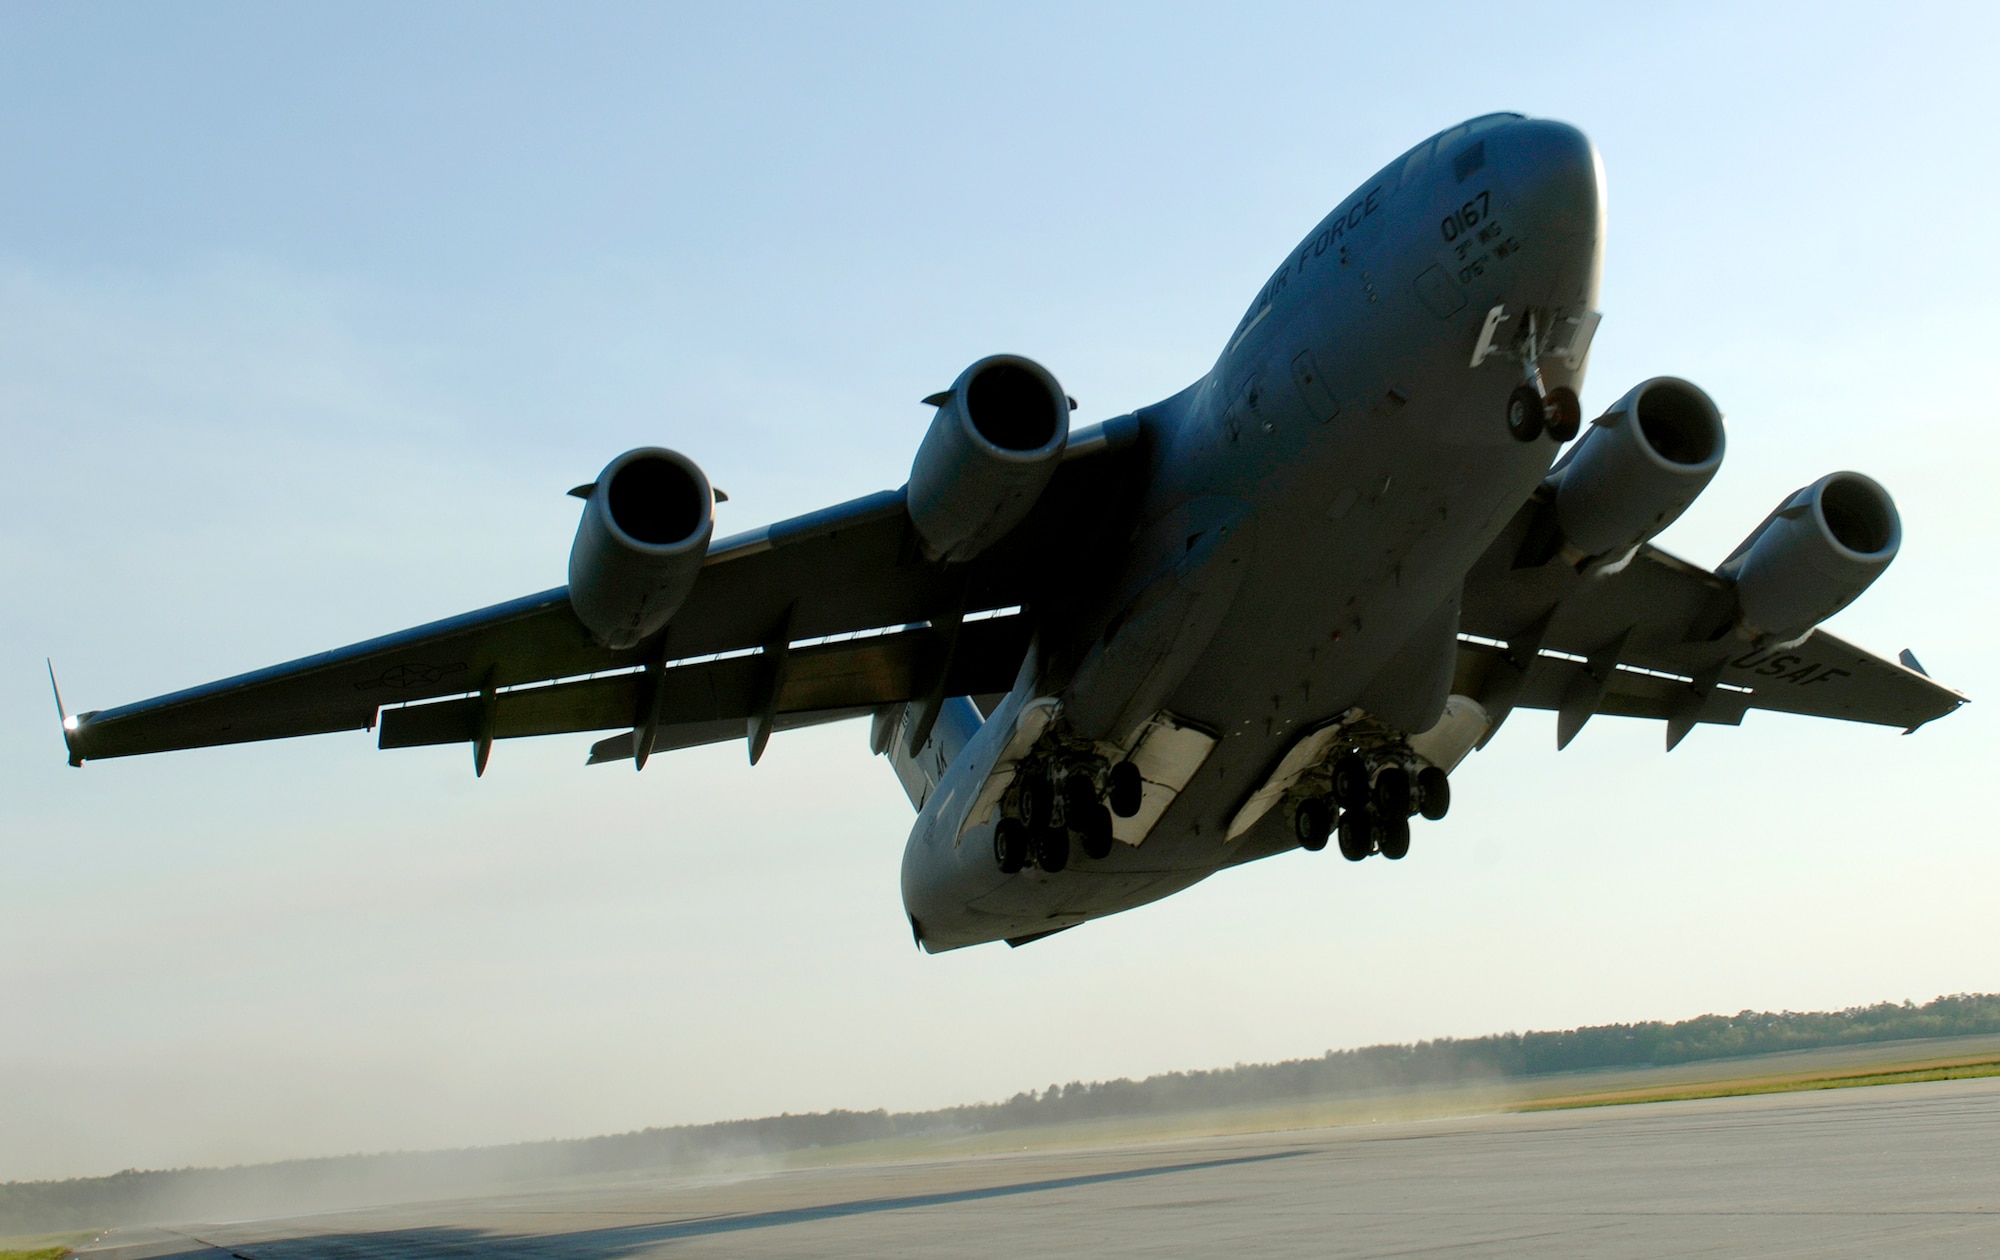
[{"left": 6, "top": 993, "right": 1996, "bottom": 1236}]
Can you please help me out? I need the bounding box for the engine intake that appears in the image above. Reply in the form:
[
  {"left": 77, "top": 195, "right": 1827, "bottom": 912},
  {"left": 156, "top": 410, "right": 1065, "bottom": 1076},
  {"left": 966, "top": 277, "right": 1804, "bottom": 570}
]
[
  {"left": 1553, "top": 377, "right": 1725, "bottom": 560},
  {"left": 908, "top": 355, "right": 1070, "bottom": 563},
  {"left": 568, "top": 447, "right": 714, "bottom": 648},
  {"left": 1722, "top": 471, "right": 1900, "bottom": 644}
]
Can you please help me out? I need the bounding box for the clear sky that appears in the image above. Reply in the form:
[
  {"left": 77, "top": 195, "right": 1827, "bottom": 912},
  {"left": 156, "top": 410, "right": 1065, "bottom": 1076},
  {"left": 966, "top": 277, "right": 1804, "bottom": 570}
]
[{"left": 3, "top": 2, "right": 1996, "bottom": 1184}]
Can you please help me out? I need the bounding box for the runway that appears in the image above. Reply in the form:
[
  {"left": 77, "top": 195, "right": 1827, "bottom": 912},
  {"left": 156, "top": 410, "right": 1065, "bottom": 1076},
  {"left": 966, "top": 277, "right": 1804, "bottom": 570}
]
[{"left": 79, "top": 1077, "right": 2000, "bottom": 1258}]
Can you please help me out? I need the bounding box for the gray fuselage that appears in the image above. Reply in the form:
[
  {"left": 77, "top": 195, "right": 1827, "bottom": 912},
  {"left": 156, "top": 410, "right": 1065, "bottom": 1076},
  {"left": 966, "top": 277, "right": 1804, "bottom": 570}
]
[{"left": 903, "top": 114, "right": 1604, "bottom": 950}]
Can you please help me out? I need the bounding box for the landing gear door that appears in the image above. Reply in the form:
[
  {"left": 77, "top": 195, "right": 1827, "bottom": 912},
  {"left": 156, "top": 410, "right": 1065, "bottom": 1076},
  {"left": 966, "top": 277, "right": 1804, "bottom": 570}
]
[{"left": 1103, "top": 711, "right": 1217, "bottom": 847}]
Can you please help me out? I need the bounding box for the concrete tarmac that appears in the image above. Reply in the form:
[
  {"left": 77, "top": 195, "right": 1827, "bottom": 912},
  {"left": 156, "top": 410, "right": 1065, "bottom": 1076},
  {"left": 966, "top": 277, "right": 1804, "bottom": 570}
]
[{"left": 79, "top": 1077, "right": 2000, "bottom": 1258}]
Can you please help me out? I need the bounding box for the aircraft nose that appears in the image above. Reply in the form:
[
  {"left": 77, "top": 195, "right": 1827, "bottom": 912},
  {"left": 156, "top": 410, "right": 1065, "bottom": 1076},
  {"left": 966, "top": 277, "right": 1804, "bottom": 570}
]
[{"left": 1493, "top": 118, "right": 1604, "bottom": 241}]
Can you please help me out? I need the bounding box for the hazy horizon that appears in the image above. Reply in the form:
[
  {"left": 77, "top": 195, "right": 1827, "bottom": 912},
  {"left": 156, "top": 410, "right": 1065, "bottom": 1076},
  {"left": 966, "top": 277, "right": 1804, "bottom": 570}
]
[{"left": 4, "top": 2, "right": 1996, "bottom": 1185}]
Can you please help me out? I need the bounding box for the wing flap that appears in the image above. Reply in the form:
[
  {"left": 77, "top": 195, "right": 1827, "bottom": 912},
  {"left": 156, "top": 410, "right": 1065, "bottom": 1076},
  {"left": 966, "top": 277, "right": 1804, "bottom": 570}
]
[
  {"left": 584, "top": 707, "right": 879, "bottom": 765},
  {"left": 374, "top": 615, "right": 1032, "bottom": 755},
  {"left": 1457, "top": 508, "right": 1965, "bottom": 740},
  {"left": 1457, "top": 641, "right": 1751, "bottom": 726},
  {"left": 66, "top": 589, "right": 608, "bottom": 761}
]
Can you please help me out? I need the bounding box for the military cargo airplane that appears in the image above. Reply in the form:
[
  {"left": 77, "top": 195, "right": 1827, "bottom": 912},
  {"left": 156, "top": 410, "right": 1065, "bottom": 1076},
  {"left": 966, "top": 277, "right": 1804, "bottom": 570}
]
[{"left": 55, "top": 114, "right": 1964, "bottom": 951}]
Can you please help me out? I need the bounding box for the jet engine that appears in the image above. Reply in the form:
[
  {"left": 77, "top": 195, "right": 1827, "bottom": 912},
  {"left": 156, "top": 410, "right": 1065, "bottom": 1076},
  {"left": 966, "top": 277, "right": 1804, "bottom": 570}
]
[
  {"left": 907, "top": 354, "right": 1070, "bottom": 563},
  {"left": 567, "top": 447, "right": 715, "bottom": 649},
  {"left": 1552, "top": 377, "right": 1725, "bottom": 560},
  {"left": 1721, "top": 472, "right": 1900, "bottom": 644}
]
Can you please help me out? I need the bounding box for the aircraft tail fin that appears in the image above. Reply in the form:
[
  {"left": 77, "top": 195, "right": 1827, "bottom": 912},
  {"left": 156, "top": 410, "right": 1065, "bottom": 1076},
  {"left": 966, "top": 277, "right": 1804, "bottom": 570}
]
[{"left": 882, "top": 696, "right": 982, "bottom": 811}]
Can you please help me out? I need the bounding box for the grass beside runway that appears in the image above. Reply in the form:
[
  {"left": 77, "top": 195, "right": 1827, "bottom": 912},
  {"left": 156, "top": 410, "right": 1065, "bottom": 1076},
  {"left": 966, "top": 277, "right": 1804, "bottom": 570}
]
[
  {"left": 766, "top": 1041, "right": 2000, "bottom": 1169},
  {"left": 1515, "top": 1053, "right": 2000, "bottom": 1112},
  {"left": 0, "top": 1229, "right": 95, "bottom": 1259}
]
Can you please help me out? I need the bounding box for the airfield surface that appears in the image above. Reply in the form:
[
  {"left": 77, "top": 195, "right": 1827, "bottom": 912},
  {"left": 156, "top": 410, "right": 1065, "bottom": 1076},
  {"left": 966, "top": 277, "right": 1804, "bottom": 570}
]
[{"left": 74, "top": 1076, "right": 2000, "bottom": 1258}]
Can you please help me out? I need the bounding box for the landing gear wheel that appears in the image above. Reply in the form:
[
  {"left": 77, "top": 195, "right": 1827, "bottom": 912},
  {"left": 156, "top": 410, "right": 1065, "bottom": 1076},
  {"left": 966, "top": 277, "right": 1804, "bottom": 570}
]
[
  {"left": 1545, "top": 386, "right": 1582, "bottom": 442},
  {"left": 1416, "top": 765, "right": 1451, "bottom": 821},
  {"left": 1372, "top": 764, "right": 1412, "bottom": 819},
  {"left": 1337, "top": 807, "right": 1375, "bottom": 861},
  {"left": 993, "top": 818, "right": 1028, "bottom": 874},
  {"left": 1018, "top": 774, "right": 1053, "bottom": 831},
  {"left": 1332, "top": 753, "right": 1371, "bottom": 809},
  {"left": 1378, "top": 814, "right": 1412, "bottom": 860},
  {"left": 1062, "top": 772, "right": 1099, "bottom": 818},
  {"left": 1075, "top": 803, "right": 1114, "bottom": 861},
  {"left": 1034, "top": 827, "right": 1070, "bottom": 873},
  {"left": 1107, "top": 760, "right": 1144, "bottom": 819},
  {"left": 1506, "top": 385, "right": 1546, "bottom": 443},
  {"left": 1294, "top": 797, "right": 1332, "bottom": 852}
]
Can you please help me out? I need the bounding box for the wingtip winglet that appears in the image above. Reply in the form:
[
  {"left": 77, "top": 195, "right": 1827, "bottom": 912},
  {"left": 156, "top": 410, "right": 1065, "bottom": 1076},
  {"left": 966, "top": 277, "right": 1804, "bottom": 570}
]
[{"left": 47, "top": 659, "right": 82, "bottom": 767}]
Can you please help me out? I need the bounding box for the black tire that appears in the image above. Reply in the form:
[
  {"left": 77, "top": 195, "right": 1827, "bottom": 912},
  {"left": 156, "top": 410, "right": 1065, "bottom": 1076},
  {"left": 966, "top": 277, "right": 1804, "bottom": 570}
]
[
  {"left": 1337, "top": 807, "right": 1374, "bottom": 861},
  {"left": 1107, "top": 760, "right": 1144, "bottom": 818},
  {"left": 1372, "top": 764, "right": 1412, "bottom": 818},
  {"left": 1416, "top": 765, "right": 1451, "bottom": 821},
  {"left": 1294, "top": 797, "right": 1332, "bottom": 852},
  {"left": 1331, "top": 753, "right": 1370, "bottom": 809},
  {"left": 993, "top": 818, "right": 1027, "bottom": 874},
  {"left": 1076, "top": 804, "right": 1114, "bottom": 860},
  {"left": 1062, "top": 771, "right": 1099, "bottom": 817},
  {"left": 1545, "top": 386, "right": 1582, "bottom": 442},
  {"left": 1035, "top": 827, "right": 1070, "bottom": 873},
  {"left": 1378, "top": 814, "right": 1412, "bottom": 860},
  {"left": 1018, "top": 773, "right": 1053, "bottom": 831},
  {"left": 1507, "top": 385, "right": 1545, "bottom": 442}
]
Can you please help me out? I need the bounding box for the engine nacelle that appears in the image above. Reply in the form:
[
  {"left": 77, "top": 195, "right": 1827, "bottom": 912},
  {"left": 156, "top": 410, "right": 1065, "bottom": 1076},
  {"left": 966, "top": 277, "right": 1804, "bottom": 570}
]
[
  {"left": 908, "top": 355, "right": 1070, "bottom": 563},
  {"left": 1721, "top": 471, "right": 1900, "bottom": 644},
  {"left": 567, "top": 447, "right": 714, "bottom": 649},
  {"left": 1553, "top": 377, "right": 1725, "bottom": 560}
]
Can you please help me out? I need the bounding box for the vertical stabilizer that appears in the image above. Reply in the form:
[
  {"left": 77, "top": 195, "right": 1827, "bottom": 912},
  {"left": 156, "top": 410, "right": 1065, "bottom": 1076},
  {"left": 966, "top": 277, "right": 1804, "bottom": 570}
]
[{"left": 883, "top": 696, "right": 983, "bottom": 810}]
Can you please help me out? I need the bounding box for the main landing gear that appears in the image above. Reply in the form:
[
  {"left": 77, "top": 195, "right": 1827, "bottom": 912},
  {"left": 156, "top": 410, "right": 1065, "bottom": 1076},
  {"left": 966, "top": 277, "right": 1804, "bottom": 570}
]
[
  {"left": 994, "top": 760, "right": 1137, "bottom": 874},
  {"left": 1295, "top": 752, "right": 1451, "bottom": 864}
]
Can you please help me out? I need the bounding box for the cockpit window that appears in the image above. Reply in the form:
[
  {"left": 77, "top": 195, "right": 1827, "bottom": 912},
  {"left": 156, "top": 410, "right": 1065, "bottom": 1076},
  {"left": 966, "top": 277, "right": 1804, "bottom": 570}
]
[
  {"left": 1404, "top": 115, "right": 1525, "bottom": 188},
  {"left": 1400, "top": 142, "right": 1432, "bottom": 188}
]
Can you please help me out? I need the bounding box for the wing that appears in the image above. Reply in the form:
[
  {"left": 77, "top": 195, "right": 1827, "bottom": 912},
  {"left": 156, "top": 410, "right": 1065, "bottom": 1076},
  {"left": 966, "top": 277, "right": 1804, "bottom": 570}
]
[
  {"left": 62, "top": 417, "right": 1145, "bottom": 767},
  {"left": 1456, "top": 489, "right": 1966, "bottom": 750}
]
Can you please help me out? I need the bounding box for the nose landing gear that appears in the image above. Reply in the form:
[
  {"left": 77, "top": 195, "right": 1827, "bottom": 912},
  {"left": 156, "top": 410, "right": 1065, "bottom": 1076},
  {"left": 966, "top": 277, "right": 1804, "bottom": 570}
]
[
  {"left": 1507, "top": 385, "right": 1546, "bottom": 443},
  {"left": 1546, "top": 386, "right": 1582, "bottom": 442},
  {"left": 1488, "top": 310, "right": 1583, "bottom": 444},
  {"left": 1507, "top": 380, "right": 1581, "bottom": 445}
]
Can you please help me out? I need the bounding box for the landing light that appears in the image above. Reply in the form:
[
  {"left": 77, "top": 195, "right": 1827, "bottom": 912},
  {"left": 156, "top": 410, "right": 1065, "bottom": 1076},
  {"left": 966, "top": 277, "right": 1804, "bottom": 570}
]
[{"left": 63, "top": 715, "right": 79, "bottom": 732}]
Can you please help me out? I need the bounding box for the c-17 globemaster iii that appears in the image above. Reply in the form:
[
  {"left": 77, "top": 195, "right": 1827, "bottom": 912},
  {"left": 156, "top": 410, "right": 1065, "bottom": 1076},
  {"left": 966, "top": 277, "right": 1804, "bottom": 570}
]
[{"left": 55, "top": 114, "right": 1964, "bottom": 951}]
